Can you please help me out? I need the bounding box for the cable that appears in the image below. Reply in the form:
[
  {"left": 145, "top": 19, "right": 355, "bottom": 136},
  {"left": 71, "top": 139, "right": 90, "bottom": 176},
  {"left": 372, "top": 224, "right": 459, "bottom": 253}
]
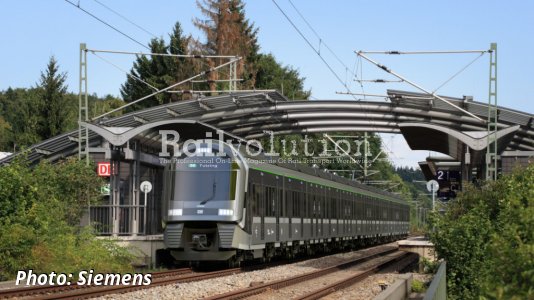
[
  {"left": 271, "top": 0, "right": 356, "bottom": 98},
  {"left": 68, "top": 0, "right": 227, "bottom": 92},
  {"left": 63, "top": 0, "right": 149, "bottom": 50},
  {"left": 432, "top": 52, "right": 485, "bottom": 93},
  {"left": 91, "top": 0, "right": 157, "bottom": 38},
  {"left": 287, "top": 0, "right": 359, "bottom": 81},
  {"left": 90, "top": 50, "right": 159, "bottom": 91}
]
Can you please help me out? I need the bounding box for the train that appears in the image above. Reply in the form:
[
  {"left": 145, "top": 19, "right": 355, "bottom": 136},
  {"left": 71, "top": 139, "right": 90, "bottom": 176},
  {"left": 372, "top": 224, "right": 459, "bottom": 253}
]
[{"left": 161, "top": 140, "right": 409, "bottom": 267}]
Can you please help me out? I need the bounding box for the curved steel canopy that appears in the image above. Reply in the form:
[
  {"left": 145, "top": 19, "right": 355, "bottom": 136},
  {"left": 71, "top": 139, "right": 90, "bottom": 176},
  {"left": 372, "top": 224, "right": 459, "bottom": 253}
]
[{"left": 1, "top": 90, "right": 533, "bottom": 166}]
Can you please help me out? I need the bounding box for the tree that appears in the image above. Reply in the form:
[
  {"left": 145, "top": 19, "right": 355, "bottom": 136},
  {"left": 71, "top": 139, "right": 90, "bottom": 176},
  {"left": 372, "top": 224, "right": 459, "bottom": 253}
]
[
  {"left": 0, "top": 158, "right": 133, "bottom": 280},
  {"left": 254, "top": 53, "right": 310, "bottom": 99},
  {"left": 194, "top": 0, "right": 260, "bottom": 90},
  {"left": 37, "top": 56, "right": 71, "bottom": 139},
  {"left": 2, "top": 87, "right": 42, "bottom": 148},
  {"left": 0, "top": 116, "right": 12, "bottom": 151},
  {"left": 120, "top": 22, "right": 192, "bottom": 109}
]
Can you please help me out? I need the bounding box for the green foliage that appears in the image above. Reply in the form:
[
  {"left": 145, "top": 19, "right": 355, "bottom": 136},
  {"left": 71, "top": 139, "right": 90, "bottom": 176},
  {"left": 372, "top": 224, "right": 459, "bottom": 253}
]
[
  {"left": 412, "top": 279, "right": 427, "bottom": 293},
  {"left": 0, "top": 87, "right": 43, "bottom": 148},
  {"left": 0, "top": 88, "right": 122, "bottom": 152},
  {"left": 428, "top": 165, "right": 534, "bottom": 300},
  {"left": 421, "top": 257, "right": 440, "bottom": 274},
  {"left": 254, "top": 53, "right": 311, "bottom": 99},
  {"left": 37, "top": 56, "right": 72, "bottom": 139},
  {"left": 0, "top": 158, "right": 133, "bottom": 280},
  {"left": 120, "top": 22, "right": 192, "bottom": 109}
]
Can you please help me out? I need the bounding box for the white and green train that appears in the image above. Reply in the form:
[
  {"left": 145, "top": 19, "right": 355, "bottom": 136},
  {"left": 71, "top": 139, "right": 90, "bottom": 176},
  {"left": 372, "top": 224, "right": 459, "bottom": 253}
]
[{"left": 162, "top": 140, "right": 409, "bottom": 266}]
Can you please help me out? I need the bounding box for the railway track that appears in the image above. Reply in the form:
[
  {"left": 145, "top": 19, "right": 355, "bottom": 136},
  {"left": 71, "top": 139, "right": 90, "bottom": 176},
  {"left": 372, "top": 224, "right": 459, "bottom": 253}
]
[
  {"left": 0, "top": 244, "right": 407, "bottom": 300},
  {"left": 202, "top": 249, "right": 416, "bottom": 300},
  {"left": 0, "top": 267, "right": 192, "bottom": 299}
]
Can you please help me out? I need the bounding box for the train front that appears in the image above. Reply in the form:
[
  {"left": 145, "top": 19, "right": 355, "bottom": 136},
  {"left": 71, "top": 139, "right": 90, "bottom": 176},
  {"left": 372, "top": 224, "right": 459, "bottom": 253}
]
[{"left": 162, "top": 140, "right": 248, "bottom": 263}]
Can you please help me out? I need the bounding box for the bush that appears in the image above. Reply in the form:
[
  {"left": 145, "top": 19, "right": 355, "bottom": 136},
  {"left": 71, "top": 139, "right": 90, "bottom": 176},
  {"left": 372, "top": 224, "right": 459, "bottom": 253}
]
[
  {"left": 428, "top": 165, "right": 534, "bottom": 300},
  {"left": 0, "top": 158, "right": 133, "bottom": 280},
  {"left": 412, "top": 279, "right": 426, "bottom": 293}
]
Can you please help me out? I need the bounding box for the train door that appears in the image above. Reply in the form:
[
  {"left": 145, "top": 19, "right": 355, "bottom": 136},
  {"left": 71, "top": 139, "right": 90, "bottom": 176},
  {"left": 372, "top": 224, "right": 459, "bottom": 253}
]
[
  {"left": 245, "top": 181, "right": 253, "bottom": 234},
  {"left": 340, "top": 191, "right": 347, "bottom": 236},
  {"left": 326, "top": 188, "right": 331, "bottom": 237},
  {"left": 276, "top": 175, "right": 282, "bottom": 241},
  {"left": 249, "top": 170, "right": 263, "bottom": 244},
  {"left": 299, "top": 181, "right": 304, "bottom": 239},
  {"left": 318, "top": 185, "right": 323, "bottom": 238},
  {"left": 310, "top": 185, "right": 314, "bottom": 238},
  {"left": 260, "top": 178, "right": 265, "bottom": 241},
  {"left": 310, "top": 188, "right": 315, "bottom": 239},
  {"left": 336, "top": 190, "right": 341, "bottom": 236},
  {"left": 314, "top": 185, "right": 319, "bottom": 238},
  {"left": 284, "top": 188, "right": 295, "bottom": 240}
]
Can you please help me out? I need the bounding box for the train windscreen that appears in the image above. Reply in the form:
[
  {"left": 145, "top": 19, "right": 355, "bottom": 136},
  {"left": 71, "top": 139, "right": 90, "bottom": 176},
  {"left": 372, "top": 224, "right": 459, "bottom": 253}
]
[{"left": 172, "top": 157, "right": 237, "bottom": 205}]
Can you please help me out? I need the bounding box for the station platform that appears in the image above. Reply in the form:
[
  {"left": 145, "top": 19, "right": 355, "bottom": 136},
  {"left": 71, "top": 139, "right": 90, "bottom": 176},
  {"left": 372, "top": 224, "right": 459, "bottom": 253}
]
[
  {"left": 397, "top": 236, "right": 436, "bottom": 262},
  {"left": 98, "top": 235, "right": 165, "bottom": 268}
]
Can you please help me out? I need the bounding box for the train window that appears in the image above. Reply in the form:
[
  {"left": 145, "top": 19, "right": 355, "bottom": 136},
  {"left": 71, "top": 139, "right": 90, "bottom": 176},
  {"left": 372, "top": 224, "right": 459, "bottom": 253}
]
[
  {"left": 265, "top": 187, "right": 269, "bottom": 216},
  {"left": 279, "top": 189, "right": 285, "bottom": 217},
  {"left": 302, "top": 190, "right": 306, "bottom": 218},
  {"left": 254, "top": 184, "right": 263, "bottom": 217},
  {"left": 318, "top": 193, "right": 322, "bottom": 217},
  {"left": 285, "top": 190, "right": 291, "bottom": 218},
  {"left": 264, "top": 186, "right": 276, "bottom": 217}
]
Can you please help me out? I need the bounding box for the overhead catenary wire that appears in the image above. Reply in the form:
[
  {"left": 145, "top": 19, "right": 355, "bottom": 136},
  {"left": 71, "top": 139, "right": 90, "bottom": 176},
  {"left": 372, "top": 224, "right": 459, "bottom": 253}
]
[
  {"left": 87, "top": 48, "right": 238, "bottom": 59},
  {"left": 287, "top": 0, "right": 354, "bottom": 78},
  {"left": 92, "top": 57, "right": 241, "bottom": 120},
  {"left": 359, "top": 50, "right": 489, "bottom": 55},
  {"left": 63, "top": 0, "right": 149, "bottom": 50},
  {"left": 431, "top": 52, "right": 485, "bottom": 93},
  {"left": 91, "top": 0, "right": 158, "bottom": 38},
  {"left": 355, "top": 79, "right": 404, "bottom": 83},
  {"left": 335, "top": 91, "right": 389, "bottom": 99},
  {"left": 356, "top": 51, "right": 485, "bottom": 122},
  {"left": 90, "top": 50, "right": 159, "bottom": 91},
  {"left": 286, "top": 0, "right": 366, "bottom": 93},
  {"left": 271, "top": 0, "right": 357, "bottom": 99},
  {"left": 89, "top": 0, "right": 220, "bottom": 78},
  {"left": 66, "top": 0, "right": 245, "bottom": 119}
]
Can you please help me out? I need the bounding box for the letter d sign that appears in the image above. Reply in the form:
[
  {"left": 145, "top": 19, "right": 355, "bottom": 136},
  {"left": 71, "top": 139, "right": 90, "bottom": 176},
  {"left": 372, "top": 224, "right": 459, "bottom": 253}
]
[{"left": 98, "top": 162, "right": 111, "bottom": 177}]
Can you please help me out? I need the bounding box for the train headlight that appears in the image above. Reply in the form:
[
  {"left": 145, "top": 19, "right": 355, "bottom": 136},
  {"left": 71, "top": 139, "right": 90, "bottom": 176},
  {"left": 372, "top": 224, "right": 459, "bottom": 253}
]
[
  {"left": 169, "top": 209, "right": 183, "bottom": 216},
  {"left": 218, "top": 209, "right": 234, "bottom": 216}
]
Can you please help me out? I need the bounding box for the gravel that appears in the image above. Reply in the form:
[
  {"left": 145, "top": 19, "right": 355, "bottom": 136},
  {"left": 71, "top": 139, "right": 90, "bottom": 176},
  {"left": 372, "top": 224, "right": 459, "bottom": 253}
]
[{"left": 93, "top": 243, "right": 404, "bottom": 300}]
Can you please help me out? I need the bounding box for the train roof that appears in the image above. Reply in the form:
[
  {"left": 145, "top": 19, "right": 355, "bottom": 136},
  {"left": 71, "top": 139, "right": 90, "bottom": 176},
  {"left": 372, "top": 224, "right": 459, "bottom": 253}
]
[{"left": 236, "top": 148, "right": 408, "bottom": 205}]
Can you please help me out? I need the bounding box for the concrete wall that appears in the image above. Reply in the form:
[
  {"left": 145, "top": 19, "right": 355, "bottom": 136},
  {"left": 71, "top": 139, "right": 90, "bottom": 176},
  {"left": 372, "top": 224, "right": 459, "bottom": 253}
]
[{"left": 99, "top": 235, "right": 165, "bottom": 267}]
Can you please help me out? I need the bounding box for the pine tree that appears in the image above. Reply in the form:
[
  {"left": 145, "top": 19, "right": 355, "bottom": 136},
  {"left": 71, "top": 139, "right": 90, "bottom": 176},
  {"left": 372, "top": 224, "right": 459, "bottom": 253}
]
[
  {"left": 254, "top": 53, "right": 310, "bottom": 99},
  {"left": 120, "top": 22, "right": 191, "bottom": 109},
  {"left": 37, "top": 57, "right": 70, "bottom": 140},
  {"left": 194, "top": 0, "right": 260, "bottom": 90}
]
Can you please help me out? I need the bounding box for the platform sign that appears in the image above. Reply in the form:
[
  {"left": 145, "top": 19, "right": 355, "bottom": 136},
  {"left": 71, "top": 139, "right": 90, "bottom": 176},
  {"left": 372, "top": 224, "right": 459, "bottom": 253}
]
[
  {"left": 97, "top": 162, "right": 111, "bottom": 177},
  {"left": 140, "top": 181, "right": 153, "bottom": 193},
  {"left": 436, "top": 169, "right": 461, "bottom": 200},
  {"left": 426, "top": 180, "right": 439, "bottom": 193},
  {"left": 100, "top": 183, "right": 110, "bottom": 196}
]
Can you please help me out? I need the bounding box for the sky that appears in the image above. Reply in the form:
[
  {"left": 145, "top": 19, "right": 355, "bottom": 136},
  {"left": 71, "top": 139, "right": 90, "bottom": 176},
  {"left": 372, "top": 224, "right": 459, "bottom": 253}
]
[{"left": 1, "top": 0, "right": 533, "bottom": 167}]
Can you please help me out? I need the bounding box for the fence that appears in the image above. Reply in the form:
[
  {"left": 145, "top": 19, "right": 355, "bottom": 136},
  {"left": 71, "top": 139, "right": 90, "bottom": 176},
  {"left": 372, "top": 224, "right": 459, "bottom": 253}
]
[
  {"left": 89, "top": 204, "right": 146, "bottom": 235},
  {"left": 423, "top": 261, "right": 447, "bottom": 300}
]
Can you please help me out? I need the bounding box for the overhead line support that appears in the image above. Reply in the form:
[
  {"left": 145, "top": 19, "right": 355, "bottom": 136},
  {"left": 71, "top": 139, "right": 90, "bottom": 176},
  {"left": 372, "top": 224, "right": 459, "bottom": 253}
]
[
  {"left": 355, "top": 51, "right": 485, "bottom": 123},
  {"left": 92, "top": 57, "right": 242, "bottom": 121},
  {"left": 78, "top": 43, "right": 89, "bottom": 165},
  {"left": 359, "top": 50, "right": 489, "bottom": 55},
  {"left": 485, "top": 43, "right": 499, "bottom": 180}
]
